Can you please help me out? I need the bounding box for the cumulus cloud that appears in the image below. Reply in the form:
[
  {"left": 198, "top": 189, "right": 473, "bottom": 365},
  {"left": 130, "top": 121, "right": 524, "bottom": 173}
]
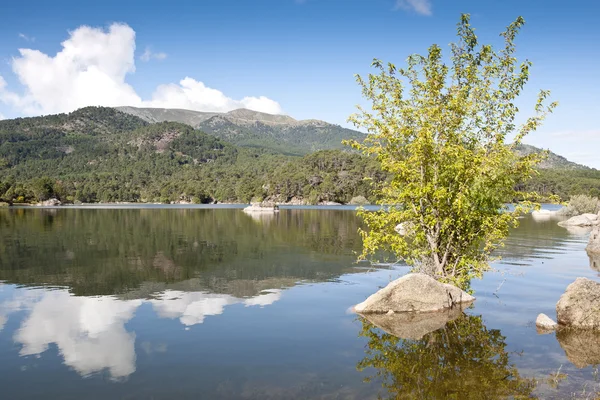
[
  {"left": 0, "top": 23, "right": 282, "bottom": 116},
  {"left": 147, "top": 77, "right": 283, "bottom": 114},
  {"left": 140, "top": 46, "right": 167, "bottom": 62},
  {"left": 395, "top": 0, "right": 432, "bottom": 16}
]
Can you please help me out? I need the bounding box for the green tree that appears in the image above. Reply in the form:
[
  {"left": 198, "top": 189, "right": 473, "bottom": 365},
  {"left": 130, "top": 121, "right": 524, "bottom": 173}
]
[
  {"left": 32, "top": 177, "right": 55, "bottom": 201},
  {"left": 346, "top": 15, "right": 557, "bottom": 289}
]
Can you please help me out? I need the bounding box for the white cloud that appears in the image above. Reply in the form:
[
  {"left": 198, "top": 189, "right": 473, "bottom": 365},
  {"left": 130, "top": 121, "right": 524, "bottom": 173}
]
[
  {"left": 147, "top": 77, "right": 283, "bottom": 114},
  {"left": 395, "top": 0, "right": 432, "bottom": 16},
  {"left": 0, "top": 113, "right": 4, "bottom": 120},
  {"left": 18, "top": 33, "right": 35, "bottom": 42},
  {"left": 140, "top": 46, "right": 167, "bottom": 62},
  {"left": 0, "top": 23, "right": 282, "bottom": 116}
]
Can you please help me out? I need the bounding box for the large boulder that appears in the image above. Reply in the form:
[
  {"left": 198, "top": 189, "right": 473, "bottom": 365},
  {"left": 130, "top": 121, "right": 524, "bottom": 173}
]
[
  {"left": 558, "top": 215, "right": 594, "bottom": 227},
  {"left": 354, "top": 273, "right": 475, "bottom": 314},
  {"left": 359, "top": 307, "right": 464, "bottom": 340},
  {"left": 557, "top": 328, "right": 600, "bottom": 368},
  {"left": 587, "top": 226, "right": 600, "bottom": 254},
  {"left": 556, "top": 278, "right": 600, "bottom": 329}
]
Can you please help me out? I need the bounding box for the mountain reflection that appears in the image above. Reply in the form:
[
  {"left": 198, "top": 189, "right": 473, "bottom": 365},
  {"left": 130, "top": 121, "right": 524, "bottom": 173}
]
[
  {"left": 357, "top": 314, "right": 536, "bottom": 399},
  {"left": 0, "top": 285, "right": 281, "bottom": 379},
  {"left": 0, "top": 208, "right": 364, "bottom": 297}
]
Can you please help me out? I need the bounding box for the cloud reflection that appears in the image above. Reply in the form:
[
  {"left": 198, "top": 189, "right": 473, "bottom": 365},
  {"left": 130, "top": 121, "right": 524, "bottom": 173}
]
[{"left": 0, "top": 287, "right": 282, "bottom": 379}]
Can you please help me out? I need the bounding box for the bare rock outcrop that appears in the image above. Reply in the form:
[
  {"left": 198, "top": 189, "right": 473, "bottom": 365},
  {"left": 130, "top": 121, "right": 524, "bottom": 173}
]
[{"left": 354, "top": 273, "right": 475, "bottom": 314}]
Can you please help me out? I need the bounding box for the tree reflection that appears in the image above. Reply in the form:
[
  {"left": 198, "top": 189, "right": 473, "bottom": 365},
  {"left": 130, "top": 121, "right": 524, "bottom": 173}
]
[{"left": 357, "top": 314, "right": 536, "bottom": 399}]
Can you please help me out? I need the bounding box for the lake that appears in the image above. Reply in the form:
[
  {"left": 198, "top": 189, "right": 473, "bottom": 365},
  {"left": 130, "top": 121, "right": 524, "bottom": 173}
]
[{"left": 0, "top": 205, "right": 598, "bottom": 399}]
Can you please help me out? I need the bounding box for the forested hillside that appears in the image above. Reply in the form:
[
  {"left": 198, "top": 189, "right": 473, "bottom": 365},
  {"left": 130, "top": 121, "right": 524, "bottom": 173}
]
[
  {"left": 0, "top": 106, "right": 598, "bottom": 205},
  {"left": 0, "top": 107, "right": 383, "bottom": 204}
]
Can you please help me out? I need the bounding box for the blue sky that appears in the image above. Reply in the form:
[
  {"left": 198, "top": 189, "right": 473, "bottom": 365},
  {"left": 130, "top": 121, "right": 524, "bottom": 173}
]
[{"left": 0, "top": 0, "right": 598, "bottom": 167}]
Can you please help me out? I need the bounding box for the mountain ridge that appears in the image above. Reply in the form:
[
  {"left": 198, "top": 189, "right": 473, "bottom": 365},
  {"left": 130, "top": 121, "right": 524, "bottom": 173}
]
[{"left": 115, "top": 106, "right": 363, "bottom": 155}]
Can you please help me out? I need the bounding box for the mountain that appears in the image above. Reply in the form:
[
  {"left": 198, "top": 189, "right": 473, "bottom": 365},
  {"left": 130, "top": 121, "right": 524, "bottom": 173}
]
[
  {"left": 0, "top": 107, "right": 380, "bottom": 205},
  {"left": 116, "top": 106, "right": 364, "bottom": 155},
  {"left": 514, "top": 143, "right": 590, "bottom": 170}
]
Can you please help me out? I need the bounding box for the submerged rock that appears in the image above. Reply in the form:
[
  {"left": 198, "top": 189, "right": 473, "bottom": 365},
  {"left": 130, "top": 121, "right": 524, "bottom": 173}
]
[
  {"left": 556, "top": 277, "right": 600, "bottom": 329},
  {"left": 535, "top": 313, "right": 558, "bottom": 334},
  {"left": 587, "top": 226, "right": 600, "bottom": 254},
  {"left": 557, "top": 328, "right": 600, "bottom": 368},
  {"left": 359, "top": 307, "right": 465, "bottom": 340},
  {"left": 353, "top": 273, "right": 475, "bottom": 314},
  {"left": 558, "top": 215, "right": 594, "bottom": 227}
]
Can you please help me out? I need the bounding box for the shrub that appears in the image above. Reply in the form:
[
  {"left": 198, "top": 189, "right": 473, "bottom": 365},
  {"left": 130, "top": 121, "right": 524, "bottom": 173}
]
[
  {"left": 558, "top": 194, "right": 600, "bottom": 216},
  {"left": 349, "top": 195, "right": 369, "bottom": 206}
]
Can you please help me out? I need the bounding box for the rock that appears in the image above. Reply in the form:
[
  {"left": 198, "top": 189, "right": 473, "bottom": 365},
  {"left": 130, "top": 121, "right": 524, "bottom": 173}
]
[
  {"left": 0, "top": 202, "right": 9, "bottom": 207},
  {"left": 353, "top": 273, "right": 475, "bottom": 314},
  {"left": 558, "top": 215, "right": 594, "bottom": 227},
  {"left": 320, "top": 201, "right": 341, "bottom": 206},
  {"left": 556, "top": 328, "right": 600, "bottom": 368},
  {"left": 359, "top": 307, "right": 465, "bottom": 340},
  {"left": 587, "top": 226, "right": 600, "bottom": 254},
  {"left": 243, "top": 202, "right": 280, "bottom": 213},
  {"left": 532, "top": 209, "right": 559, "bottom": 222},
  {"left": 590, "top": 252, "right": 600, "bottom": 272},
  {"left": 582, "top": 213, "right": 599, "bottom": 222},
  {"left": 535, "top": 313, "right": 558, "bottom": 333},
  {"left": 556, "top": 277, "right": 600, "bottom": 329},
  {"left": 40, "top": 198, "right": 61, "bottom": 207},
  {"left": 349, "top": 195, "right": 369, "bottom": 206}
]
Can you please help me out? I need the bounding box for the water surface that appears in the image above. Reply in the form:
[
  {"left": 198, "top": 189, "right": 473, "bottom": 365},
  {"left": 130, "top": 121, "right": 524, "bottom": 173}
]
[{"left": 0, "top": 206, "right": 597, "bottom": 399}]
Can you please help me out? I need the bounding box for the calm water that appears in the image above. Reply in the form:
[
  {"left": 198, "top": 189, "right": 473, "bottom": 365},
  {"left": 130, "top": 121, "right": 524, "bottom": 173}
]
[{"left": 0, "top": 206, "right": 598, "bottom": 399}]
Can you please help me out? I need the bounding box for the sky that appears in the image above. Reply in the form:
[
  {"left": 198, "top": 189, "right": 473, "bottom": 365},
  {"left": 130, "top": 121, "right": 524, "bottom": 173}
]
[{"left": 0, "top": 0, "right": 598, "bottom": 167}]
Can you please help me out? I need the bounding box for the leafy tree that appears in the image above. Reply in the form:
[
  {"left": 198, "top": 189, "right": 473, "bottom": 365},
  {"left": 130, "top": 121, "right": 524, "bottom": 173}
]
[{"left": 346, "top": 15, "right": 557, "bottom": 288}]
